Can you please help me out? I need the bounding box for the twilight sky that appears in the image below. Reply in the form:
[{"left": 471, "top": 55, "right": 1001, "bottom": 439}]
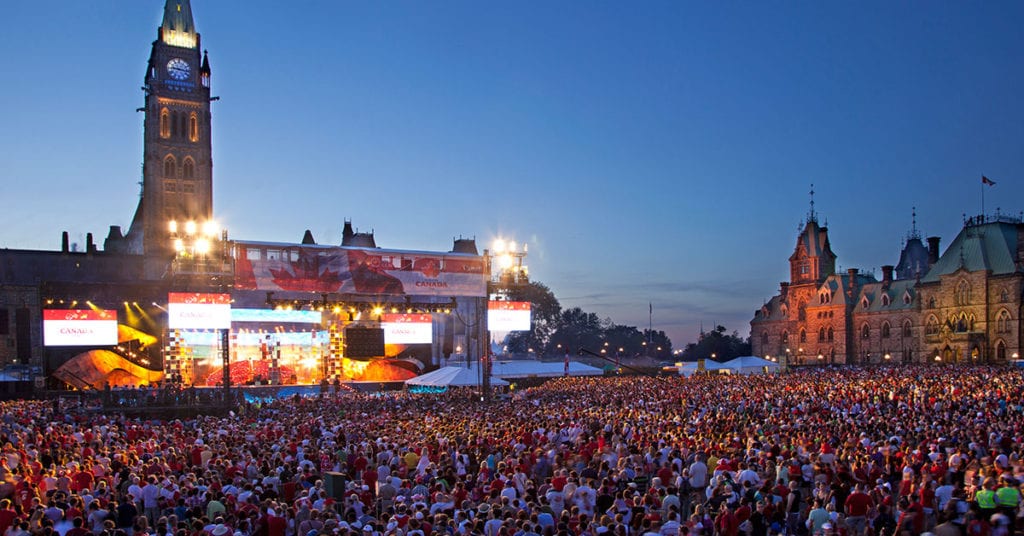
[{"left": 2, "top": 1, "right": 1023, "bottom": 349}]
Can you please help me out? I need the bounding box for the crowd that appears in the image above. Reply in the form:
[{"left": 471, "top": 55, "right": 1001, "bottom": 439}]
[{"left": 0, "top": 365, "right": 1022, "bottom": 536}]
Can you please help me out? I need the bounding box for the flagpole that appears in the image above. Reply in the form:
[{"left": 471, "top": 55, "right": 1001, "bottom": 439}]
[{"left": 982, "top": 178, "right": 985, "bottom": 217}]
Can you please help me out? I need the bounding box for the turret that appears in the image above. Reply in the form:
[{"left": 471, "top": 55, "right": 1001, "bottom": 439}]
[{"left": 200, "top": 49, "right": 211, "bottom": 87}]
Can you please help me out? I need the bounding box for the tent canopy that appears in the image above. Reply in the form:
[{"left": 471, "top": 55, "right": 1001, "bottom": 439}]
[
  {"left": 405, "top": 366, "right": 508, "bottom": 388},
  {"left": 722, "top": 356, "right": 780, "bottom": 374},
  {"left": 678, "top": 359, "right": 731, "bottom": 377},
  {"left": 491, "top": 360, "right": 603, "bottom": 378}
]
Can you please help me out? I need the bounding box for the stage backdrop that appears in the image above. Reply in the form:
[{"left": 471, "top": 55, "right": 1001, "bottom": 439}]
[{"left": 233, "top": 242, "right": 486, "bottom": 297}]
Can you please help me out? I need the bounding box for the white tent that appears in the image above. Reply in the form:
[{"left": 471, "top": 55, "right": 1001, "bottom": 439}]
[
  {"left": 722, "top": 356, "right": 780, "bottom": 375},
  {"left": 405, "top": 366, "right": 508, "bottom": 388},
  {"left": 491, "top": 360, "right": 603, "bottom": 378},
  {"left": 678, "top": 359, "right": 732, "bottom": 377}
]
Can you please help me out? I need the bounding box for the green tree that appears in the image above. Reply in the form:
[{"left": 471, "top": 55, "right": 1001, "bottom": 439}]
[
  {"left": 502, "top": 281, "right": 561, "bottom": 354},
  {"left": 545, "top": 307, "right": 604, "bottom": 356},
  {"left": 679, "top": 325, "right": 750, "bottom": 362}
]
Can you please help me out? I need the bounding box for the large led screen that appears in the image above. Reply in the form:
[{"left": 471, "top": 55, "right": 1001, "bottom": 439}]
[
  {"left": 381, "top": 313, "right": 433, "bottom": 344},
  {"left": 43, "top": 309, "right": 118, "bottom": 346},
  {"left": 487, "top": 301, "right": 532, "bottom": 332},
  {"left": 168, "top": 293, "right": 232, "bottom": 329}
]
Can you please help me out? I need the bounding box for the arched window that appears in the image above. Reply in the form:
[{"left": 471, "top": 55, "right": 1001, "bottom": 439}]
[
  {"left": 163, "top": 155, "right": 176, "bottom": 178},
  {"left": 781, "top": 331, "right": 789, "bottom": 344},
  {"left": 818, "top": 327, "right": 825, "bottom": 342},
  {"left": 182, "top": 158, "right": 194, "bottom": 179},
  {"left": 925, "top": 315, "right": 939, "bottom": 335},
  {"left": 179, "top": 113, "right": 187, "bottom": 139},
  {"left": 827, "top": 327, "right": 834, "bottom": 342},
  {"left": 881, "top": 322, "right": 891, "bottom": 338},
  {"left": 861, "top": 297, "right": 869, "bottom": 309},
  {"left": 927, "top": 296, "right": 936, "bottom": 308},
  {"left": 997, "top": 341, "right": 1006, "bottom": 361},
  {"left": 954, "top": 314, "right": 968, "bottom": 333},
  {"left": 171, "top": 111, "right": 179, "bottom": 138},
  {"left": 761, "top": 332, "right": 768, "bottom": 347},
  {"left": 160, "top": 108, "right": 170, "bottom": 138},
  {"left": 800, "top": 329, "right": 807, "bottom": 343},
  {"left": 861, "top": 323, "right": 870, "bottom": 339},
  {"left": 189, "top": 113, "right": 199, "bottom": 141},
  {"left": 956, "top": 280, "right": 971, "bottom": 306},
  {"left": 881, "top": 294, "right": 890, "bottom": 307},
  {"left": 903, "top": 292, "right": 912, "bottom": 305},
  {"left": 902, "top": 320, "right": 912, "bottom": 338},
  {"left": 997, "top": 310, "right": 1011, "bottom": 333}
]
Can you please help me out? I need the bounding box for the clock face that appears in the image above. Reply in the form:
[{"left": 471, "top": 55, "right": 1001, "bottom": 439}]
[{"left": 167, "top": 58, "right": 191, "bottom": 81}]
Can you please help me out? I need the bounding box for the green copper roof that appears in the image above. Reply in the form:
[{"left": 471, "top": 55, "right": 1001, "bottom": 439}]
[{"left": 921, "top": 221, "right": 1021, "bottom": 282}]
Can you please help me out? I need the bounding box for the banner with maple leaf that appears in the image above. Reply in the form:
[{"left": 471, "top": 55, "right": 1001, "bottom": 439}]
[{"left": 234, "top": 242, "right": 486, "bottom": 297}]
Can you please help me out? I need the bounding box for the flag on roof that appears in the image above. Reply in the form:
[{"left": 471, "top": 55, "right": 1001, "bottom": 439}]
[{"left": 982, "top": 175, "right": 996, "bottom": 186}]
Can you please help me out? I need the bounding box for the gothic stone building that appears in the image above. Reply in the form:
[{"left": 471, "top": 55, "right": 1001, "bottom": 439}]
[{"left": 751, "top": 213, "right": 1024, "bottom": 365}]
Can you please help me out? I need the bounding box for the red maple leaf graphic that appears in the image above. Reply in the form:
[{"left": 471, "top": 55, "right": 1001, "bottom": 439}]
[{"left": 413, "top": 258, "right": 441, "bottom": 278}]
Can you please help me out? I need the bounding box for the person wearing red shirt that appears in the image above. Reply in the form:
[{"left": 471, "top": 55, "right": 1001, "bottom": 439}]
[
  {"left": 715, "top": 503, "right": 740, "bottom": 536},
  {"left": 0, "top": 499, "right": 17, "bottom": 535},
  {"left": 844, "top": 483, "right": 874, "bottom": 536}
]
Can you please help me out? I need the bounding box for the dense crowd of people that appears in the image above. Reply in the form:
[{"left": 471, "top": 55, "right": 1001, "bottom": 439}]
[{"left": 0, "top": 365, "right": 1022, "bottom": 536}]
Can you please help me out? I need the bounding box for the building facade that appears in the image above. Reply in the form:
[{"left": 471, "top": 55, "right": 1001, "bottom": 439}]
[
  {"left": 751, "top": 212, "right": 1024, "bottom": 365},
  {"left": 0, "top": 0, "right": 490, "bottom": 389}
]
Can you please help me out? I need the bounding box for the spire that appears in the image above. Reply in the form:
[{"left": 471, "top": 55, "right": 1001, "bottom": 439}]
[
  {"left": 161, "top": 0, "right": 197, "bottom": 49},
  {"left": 807, "top": 183, "right": 817, "bottom": 224},
  {"left": 907, "top": 206, "right": 921, "bottom": 241}
]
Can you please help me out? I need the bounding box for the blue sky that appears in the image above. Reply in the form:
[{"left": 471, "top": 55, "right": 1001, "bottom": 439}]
[{"left": 2, "top": 1, "right": 1023, "bottom": 348}]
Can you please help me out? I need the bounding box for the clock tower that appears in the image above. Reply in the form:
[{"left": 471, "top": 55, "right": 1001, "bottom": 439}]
[{"left": 123, "top": 0, "right": 214, "bottom": 258}]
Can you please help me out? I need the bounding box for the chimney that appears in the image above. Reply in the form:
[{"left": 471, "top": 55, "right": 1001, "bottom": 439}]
[
  {"left": 927, "top": 236, "right": 941, "bottom": 265},
  {"left": 779, "top": 282, "right": 789, "bottom": 298},
  {"left": 881, "top": 265, "right": 894, "bottom": 283},
  {"left": 847, "top": 268, "right": 859, "bottom": 296},
  {"left": 86, "top": 233, "right": 97, "bottom": 254},
  {"left": 61, "top": 231, "right": 70, "bottom": 253}
]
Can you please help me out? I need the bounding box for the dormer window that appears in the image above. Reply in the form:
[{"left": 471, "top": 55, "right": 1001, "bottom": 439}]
[
  {"left": 881, "top": 295, "right": 890, "bottom": 307},
  {"left": 903, "top": 292, "right": 912, "bottom": 305},
  {"left": 861, "top": 297, "right": 869, "bottom": 309}
]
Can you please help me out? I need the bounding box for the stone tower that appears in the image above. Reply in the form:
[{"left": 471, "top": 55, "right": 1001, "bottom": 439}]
[{"left": 123, "top": 0, "right": 214, "bottom": 257}]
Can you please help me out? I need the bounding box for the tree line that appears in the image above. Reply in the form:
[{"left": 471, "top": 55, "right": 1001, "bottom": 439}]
[{"left": 498, "top": 281, "right": 749, "bottom": 362}]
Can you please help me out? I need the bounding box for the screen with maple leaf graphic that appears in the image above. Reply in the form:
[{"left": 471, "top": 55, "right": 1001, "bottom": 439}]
[{"left": 234, "top": 242, "right": 486, "bottom": 297}]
